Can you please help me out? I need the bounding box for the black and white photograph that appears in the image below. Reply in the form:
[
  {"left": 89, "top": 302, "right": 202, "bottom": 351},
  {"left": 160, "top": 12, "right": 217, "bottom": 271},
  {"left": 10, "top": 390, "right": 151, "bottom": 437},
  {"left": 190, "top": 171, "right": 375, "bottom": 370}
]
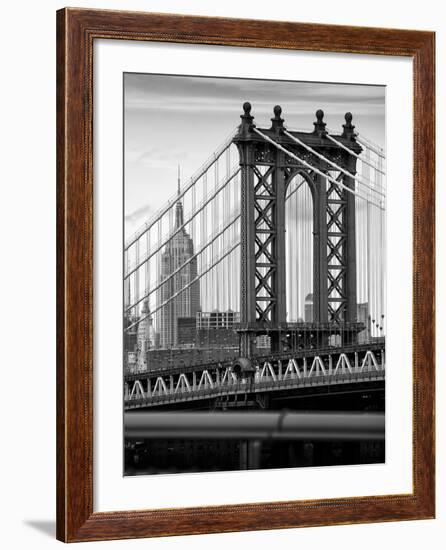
[
  {"left": 1, "top": 0, "right": 441, "bottom": 546},
  {"left": 123, "top": 73, "right": 386, "bottom": 476}
]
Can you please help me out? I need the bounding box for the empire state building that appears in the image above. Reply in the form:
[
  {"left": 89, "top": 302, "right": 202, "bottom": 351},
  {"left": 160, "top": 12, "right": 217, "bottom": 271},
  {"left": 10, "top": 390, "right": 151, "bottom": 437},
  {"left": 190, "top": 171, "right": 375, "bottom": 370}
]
[{"left": 157, "top": 169, "right": 200, "bottom": 348}]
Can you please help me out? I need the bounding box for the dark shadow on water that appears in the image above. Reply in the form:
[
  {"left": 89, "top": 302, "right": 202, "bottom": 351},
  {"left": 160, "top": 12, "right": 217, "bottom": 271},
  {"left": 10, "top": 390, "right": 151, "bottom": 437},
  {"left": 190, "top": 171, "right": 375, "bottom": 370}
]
[{"left": 24, "top": 520, "right": 56, "bottom": 538}]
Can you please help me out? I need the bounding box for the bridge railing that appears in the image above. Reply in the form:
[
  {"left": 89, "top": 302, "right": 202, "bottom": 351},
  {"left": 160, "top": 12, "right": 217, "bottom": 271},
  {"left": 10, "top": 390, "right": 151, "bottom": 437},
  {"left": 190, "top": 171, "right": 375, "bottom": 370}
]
[{"left": 125, "top": 411, "right": 385, "bottom": 441}]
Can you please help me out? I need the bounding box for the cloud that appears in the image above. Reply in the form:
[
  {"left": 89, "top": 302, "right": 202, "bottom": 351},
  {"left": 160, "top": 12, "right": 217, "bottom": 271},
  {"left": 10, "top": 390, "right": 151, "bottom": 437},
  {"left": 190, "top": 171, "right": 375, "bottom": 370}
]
[
  {"left": 124, "top": 96, "right": 383, "bottom": 117},
  {"left": 124, "top": 73, "right": 385, "bottom": 228},
  {"left": 125, "top": 145, "right": 192, "bottom": 168},
  {"left": 124, "top": 73, "right": 385, "bottom": 119},
  {"left": 125, "top": 203, "right": 152, "bottom": 223}
]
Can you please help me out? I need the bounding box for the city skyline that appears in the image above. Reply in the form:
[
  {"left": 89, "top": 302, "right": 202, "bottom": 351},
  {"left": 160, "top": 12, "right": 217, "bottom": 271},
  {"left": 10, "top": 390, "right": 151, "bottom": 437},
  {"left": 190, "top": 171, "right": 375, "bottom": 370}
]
[{"left": 124, "top": 73, "right": 385, "bottom": 237}]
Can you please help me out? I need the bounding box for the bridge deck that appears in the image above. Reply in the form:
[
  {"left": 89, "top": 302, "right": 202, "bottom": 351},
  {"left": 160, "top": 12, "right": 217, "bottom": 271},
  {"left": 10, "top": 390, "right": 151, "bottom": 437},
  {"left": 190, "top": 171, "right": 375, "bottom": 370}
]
[
  {"left": 125, "top": 344, "right": 385, "bottom": 410},
  {"left": 125, "top": 368, "right": 384, "bottom": 409}
]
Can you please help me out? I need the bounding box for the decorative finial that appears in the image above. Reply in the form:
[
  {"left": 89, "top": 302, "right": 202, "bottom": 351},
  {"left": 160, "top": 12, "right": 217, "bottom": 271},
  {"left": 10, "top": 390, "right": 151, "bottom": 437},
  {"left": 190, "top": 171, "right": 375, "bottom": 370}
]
[
  {"left": 271, "top": 105, "right": 284, "bottom": 133},
  {"left": 239, "top": 101, "right": 255, "bottom": 136},
  {"left": 313, "top": 109, "right": 327, "bottom": 137},
  {"left": 177, "top": 164, "right": 180, "bottom": 196},
  {"left": 342, "top": 112, "right": 355, "bottom": 140}
]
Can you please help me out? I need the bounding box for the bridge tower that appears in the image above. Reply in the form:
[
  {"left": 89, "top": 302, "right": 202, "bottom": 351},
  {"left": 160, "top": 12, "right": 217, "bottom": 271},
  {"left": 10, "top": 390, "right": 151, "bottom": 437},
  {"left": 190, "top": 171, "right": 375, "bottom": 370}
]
[{"left": 233, "top": 103, "right": 363, "bottom": 358}]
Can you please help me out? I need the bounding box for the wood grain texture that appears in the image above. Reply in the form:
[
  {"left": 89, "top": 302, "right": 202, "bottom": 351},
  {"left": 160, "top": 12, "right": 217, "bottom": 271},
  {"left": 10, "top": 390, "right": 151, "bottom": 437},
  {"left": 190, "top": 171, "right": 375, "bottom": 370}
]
[{"left": 56, "top": 7, "right": 435, "bottom": 542}]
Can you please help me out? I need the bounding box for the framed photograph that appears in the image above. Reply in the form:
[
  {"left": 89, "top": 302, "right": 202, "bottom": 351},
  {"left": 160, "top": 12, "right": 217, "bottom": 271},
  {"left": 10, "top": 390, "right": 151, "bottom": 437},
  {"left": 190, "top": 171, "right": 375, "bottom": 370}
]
[{"left": 56, "top": 8, "right": 435, "bottom": 542}]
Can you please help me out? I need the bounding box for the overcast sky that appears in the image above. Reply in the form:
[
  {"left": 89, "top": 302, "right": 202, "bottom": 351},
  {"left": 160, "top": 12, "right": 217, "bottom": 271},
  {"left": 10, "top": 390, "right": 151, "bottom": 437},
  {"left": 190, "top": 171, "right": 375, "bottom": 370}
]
[{"left": 124, "top": 73, "right": 385, "bottom": 236}]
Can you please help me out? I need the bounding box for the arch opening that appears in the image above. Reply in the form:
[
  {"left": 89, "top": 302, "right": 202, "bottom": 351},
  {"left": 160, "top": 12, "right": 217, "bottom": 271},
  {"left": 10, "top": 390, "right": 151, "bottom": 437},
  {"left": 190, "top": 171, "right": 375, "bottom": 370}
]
[{"left": 285, "top": 171, "right": 314, "bottom": 323}]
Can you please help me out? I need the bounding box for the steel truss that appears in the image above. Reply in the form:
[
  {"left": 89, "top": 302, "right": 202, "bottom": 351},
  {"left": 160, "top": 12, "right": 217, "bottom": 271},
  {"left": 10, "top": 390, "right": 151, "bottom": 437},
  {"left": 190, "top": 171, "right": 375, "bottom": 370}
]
[
  {"left": 125, "top": 344, "right": 385, "bottom": 409},
  {"left": 234, "top": 104, "right": 367, "bottom": 355},
  {"left": 326, "top": 172, "right": 348, "bottom": 323}
]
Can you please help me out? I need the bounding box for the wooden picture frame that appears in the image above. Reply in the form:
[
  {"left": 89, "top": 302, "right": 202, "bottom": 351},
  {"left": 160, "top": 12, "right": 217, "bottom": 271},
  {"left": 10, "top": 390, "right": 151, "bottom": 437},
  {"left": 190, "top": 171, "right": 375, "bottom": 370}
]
[{"left": 56, "top": 7, "right": 435, "bottom": 542}]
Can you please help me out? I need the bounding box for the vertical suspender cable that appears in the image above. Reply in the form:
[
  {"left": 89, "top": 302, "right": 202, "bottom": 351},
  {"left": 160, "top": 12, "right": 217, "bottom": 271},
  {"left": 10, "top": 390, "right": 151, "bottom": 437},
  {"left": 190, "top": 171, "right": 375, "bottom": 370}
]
[
  {"left": 203, "top": 171, "right": 208, "bottom": 312},
  {"left": 380, "top": 152, "right": 386, "bottom": 335}
]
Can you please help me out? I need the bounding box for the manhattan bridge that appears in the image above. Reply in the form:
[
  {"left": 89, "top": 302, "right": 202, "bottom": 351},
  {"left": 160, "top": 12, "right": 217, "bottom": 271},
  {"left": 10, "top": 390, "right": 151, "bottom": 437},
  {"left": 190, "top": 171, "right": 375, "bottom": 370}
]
[{"left": 123, "top": 103, "right": 386, "bottom": 414}]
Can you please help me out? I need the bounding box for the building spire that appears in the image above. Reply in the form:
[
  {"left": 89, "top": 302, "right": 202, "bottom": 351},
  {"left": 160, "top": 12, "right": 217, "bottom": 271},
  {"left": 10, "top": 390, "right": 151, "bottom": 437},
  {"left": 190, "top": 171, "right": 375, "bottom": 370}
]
[{"left": 175, "top": 164, "right": 184, "bottom": 228}]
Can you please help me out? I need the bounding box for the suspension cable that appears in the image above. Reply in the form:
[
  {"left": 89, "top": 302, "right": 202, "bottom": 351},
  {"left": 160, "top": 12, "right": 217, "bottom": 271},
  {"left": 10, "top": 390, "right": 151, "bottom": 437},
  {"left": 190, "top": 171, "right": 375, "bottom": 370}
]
[
  {"left": 125, "top": 167, "right": 241, "bottom": 278},
  {"left": 126, "top": 175, "right": 304, "bottom": 316},
  {"left": 285, "top": 179, "right": 304, "bottom": 201},
  {"left": 125, "top": 129, "right": 237, "bottom": 250},
  {"left": 325, "top": 133, "right": 386, "bottom": 175},
  {"left": 252, "top": 128, "right": 384, "bottom": 211},
  {"left": 126, "top": 213, "right": 240, "bottom": 312},
  {"left": 125, "top": 242, "right": 240, "bottom": 332},
  {"left": 355, "top": 132, "right": 386, "bottom": 159},
  {"left": 126, "top": 167, "right": 302, "bottom": 289},
  {"left": 283, "top": 130, "right": 385, "bottom": 198}
]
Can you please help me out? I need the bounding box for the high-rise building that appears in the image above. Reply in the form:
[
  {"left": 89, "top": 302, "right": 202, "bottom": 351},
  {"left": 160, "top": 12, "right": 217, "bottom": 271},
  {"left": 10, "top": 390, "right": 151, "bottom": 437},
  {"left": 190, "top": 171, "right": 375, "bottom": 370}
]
[
  {"left": 196, "top": 310, "right": 240, "bottom": 330},
  {"left": 194, "top": 310, "right": 240, "bottom": 348},
  {"left": 157, "top": 168, "right": 200, "bottom": 348},
  {"left": 357, "top": 302, "right": 371, "bottom": 343},
  {"left": 136, "top": 299, "right": 156, "bottom": 371},
  {"left": 304, "top": 293, "right": 314, "bottom": 322}
]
